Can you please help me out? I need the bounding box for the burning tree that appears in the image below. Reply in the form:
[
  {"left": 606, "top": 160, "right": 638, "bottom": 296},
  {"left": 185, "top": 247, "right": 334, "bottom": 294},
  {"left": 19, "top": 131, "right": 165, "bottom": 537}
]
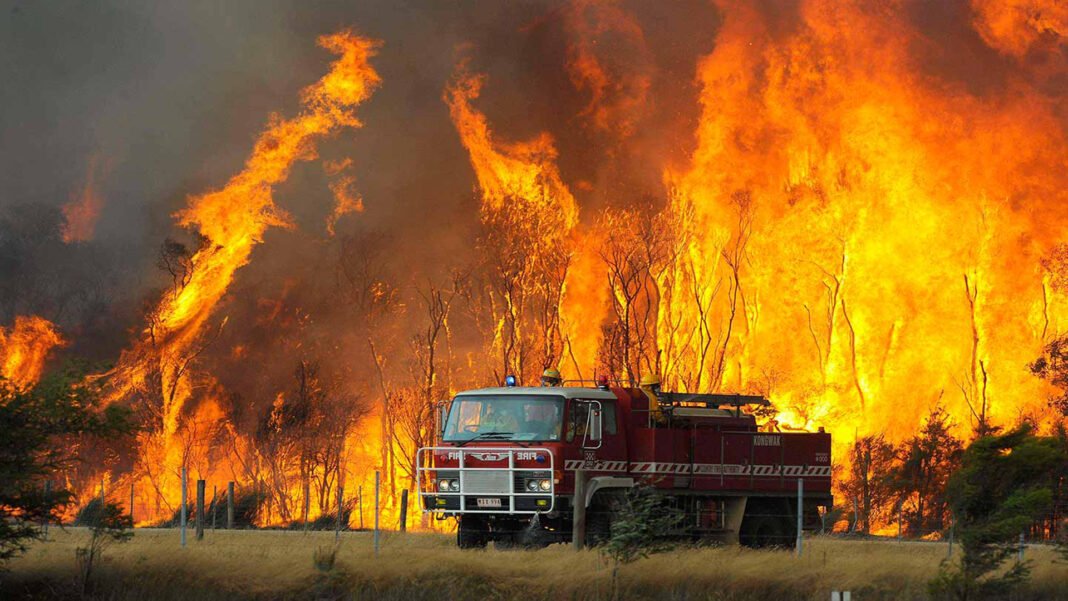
[
  {"left": 85, "top": 30, "right": 383, "bottom": 525},
  {"left": 597, "top": 197, "right": 680, "bottom": 383},
  {"left": 337, "top": 228, "right": 402, "bottom": 499},
  {"left": 446, "top": 67, "right": 580, "bottom": 386},
  {"left": 252, "top": 361, "right": 363, "bottom": 523},
  {"left": 842, "top": 434, "right": 897, "bottom": 534},
  {"left": 1031, "top": 336, "right": 1068, "bottom": 416},
  {"left": 389, "top": 279, "right": 460, "bottom": 490}
]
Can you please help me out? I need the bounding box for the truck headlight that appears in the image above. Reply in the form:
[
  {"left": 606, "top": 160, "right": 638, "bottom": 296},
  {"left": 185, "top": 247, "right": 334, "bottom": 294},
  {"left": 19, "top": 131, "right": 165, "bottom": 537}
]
[
  {"left": 448, "top": 479, "right": 460, "bottom": 492},
  {"left": 437, "top": 479, "right": 450, "bottom": 492},
  {"left": 526, "top": 479, "right": 551, "bottom": 492}
]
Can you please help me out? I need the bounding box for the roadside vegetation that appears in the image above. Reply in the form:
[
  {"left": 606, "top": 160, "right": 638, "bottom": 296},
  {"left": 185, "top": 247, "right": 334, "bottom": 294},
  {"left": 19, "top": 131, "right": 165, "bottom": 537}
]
[{"left": 6, "top": 529, "right": 1066, "bottom": 601}]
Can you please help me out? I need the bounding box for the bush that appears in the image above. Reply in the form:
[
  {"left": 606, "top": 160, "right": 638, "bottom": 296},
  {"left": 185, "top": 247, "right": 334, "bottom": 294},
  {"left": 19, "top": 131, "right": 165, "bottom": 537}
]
[
  {"left": 286, "top": 500, "right": 357, "bottom": 531},
  {"left": 155, "top": 487, "right": 268, "bottom": 529},
  {"left": 929, "top": 425, "right": 1066, "bottom": 600}
]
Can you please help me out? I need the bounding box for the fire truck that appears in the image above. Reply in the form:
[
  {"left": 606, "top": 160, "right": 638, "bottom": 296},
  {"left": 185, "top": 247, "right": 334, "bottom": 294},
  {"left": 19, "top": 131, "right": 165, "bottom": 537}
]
[{"left": 418, "top": 379, "right": 832, "bottom": 549}]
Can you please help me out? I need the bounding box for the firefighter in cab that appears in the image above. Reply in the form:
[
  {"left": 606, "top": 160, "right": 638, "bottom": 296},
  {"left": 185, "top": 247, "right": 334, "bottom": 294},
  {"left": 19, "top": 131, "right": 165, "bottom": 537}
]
[{"left": 540, "top": 368, "right": 562, "bottom": 387}]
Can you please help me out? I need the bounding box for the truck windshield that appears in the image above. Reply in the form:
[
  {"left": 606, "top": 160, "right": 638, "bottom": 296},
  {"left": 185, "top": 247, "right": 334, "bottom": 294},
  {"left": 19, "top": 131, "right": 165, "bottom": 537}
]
[{"left": 442, "top": 395, "right": 564, "bottom": 442}]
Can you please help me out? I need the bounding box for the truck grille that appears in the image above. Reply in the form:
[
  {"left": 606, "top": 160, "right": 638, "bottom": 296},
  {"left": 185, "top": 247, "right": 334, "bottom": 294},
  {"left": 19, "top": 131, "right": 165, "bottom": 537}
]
[{"left": 462, "top": 470, "right": 510, "bottom": 493}]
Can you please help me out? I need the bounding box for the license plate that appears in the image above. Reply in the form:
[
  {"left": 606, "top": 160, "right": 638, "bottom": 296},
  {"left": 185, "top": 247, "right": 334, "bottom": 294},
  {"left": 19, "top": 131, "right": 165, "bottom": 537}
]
[{"left": 476, "top": 498, "right": 502, "bottom": 508}]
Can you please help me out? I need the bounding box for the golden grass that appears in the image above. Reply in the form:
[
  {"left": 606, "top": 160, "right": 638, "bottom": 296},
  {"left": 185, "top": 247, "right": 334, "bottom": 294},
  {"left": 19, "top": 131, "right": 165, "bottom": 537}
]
[{"left": 6, "top": 528, "right": 1066, "bottom": 600}]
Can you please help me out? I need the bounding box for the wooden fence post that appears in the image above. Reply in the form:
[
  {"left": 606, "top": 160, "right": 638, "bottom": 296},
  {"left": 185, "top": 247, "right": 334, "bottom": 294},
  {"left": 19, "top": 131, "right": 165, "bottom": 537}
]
[
  {"left": 227, "top": 482, "right": 234, "bottom": 529},
  {"left": 42, "top": 481, "right": 51, "bottom": 537},
  {"left": 335, "top": 485, "right": 344, "bottom": 542},
  {"left": 180, "top": 466, "right": 187, "bottom": 547},
  {"left": 196, "top": 479, "right": 205, "bottom": 541},
  {"left": 399, "top": 489, "right": 409, "bottom": 532},
  {"left": 374, "top": 471, "right": 380, "bottom": 556},
  {"left": 303, "top": 479, "right": 310, "bottom": 533}
]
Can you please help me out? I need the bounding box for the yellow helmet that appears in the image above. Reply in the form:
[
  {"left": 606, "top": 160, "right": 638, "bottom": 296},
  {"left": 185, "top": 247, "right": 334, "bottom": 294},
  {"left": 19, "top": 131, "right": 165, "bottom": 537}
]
[
  {"left": 541, "top": 368, "right": 562, "bottom": 386},
  {"left": 639, "top": 374, "right": 661, "bottom": 388}
]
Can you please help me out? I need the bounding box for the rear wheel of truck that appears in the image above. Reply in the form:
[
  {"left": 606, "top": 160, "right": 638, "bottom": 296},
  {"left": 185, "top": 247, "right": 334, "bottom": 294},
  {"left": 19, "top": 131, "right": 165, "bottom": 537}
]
[
  {"left": 457, "top": 518, "right": 488, "bottom": 549},
  {"left": 740, "top": 501, "right": 795, "bottom": 549},
  {"left": 585, "top": 507, "right": 612, "bottom": 547},
  {"left": 739, "top": 515, "right": 784, "bottom": 548}
]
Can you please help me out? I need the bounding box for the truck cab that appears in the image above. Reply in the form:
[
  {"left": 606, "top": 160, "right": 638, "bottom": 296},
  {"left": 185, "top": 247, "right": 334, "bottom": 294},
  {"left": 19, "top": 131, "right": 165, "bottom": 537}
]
[
  {"left": 418, "top": 383, "right": 832, "bottom": 549},
  {"left": 418, "top": 386, "right": 613, "bottom": 547}
]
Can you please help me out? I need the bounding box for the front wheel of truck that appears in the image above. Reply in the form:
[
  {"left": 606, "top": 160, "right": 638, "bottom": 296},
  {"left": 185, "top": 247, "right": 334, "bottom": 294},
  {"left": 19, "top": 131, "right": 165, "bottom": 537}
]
[{"left": 457, "top": 517, "right": 488, "bottom": 549}]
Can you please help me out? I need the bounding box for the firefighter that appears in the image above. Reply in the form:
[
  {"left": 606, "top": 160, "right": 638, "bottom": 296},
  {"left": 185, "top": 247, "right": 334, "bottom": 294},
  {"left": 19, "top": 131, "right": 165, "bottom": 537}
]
[
  {"left": 639, "top": 374, "right": 668, "bottom": 425},
  {"left": 540, "top": 368, "right": 562, "bottom": 387},
  {"left": 482, "top": 404, "right": 520, "bottom": 432}
]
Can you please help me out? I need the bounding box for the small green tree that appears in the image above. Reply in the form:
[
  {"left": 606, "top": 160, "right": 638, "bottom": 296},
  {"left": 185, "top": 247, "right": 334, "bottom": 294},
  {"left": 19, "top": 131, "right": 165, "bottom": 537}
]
[
  {"left": 890, "top": 406, "right": 963, "bottom": 536},
  {"left": 600, "top": 484, "right": 681, "bottom": 599},
  {"left": 929, "top": 425, "right": 1065, "bottom": 600},
  {"left": 76, "top": 500, "right": 133, "bottom": 594},
  {"left": 0, "top": 370, "right": 132, "bottom": 565}
]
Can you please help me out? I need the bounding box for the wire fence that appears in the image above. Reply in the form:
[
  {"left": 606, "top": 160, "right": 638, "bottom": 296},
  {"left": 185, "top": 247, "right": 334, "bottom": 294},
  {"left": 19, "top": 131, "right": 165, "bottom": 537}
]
[
  {"left": 57, "top": 469, "right": 415, "bottom": 556},
  {"left": 52, "top": 473, "right": 1066, "bottom": 558}
]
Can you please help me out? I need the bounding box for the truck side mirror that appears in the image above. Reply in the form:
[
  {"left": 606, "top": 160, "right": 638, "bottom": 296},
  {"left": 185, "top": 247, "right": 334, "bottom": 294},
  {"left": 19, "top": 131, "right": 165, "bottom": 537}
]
[
  {"left": 589, "top": 409, "right": 603, "bottom": 442},
  {"left": 436, "top": 401, "right": 449, "bottom": 437}
]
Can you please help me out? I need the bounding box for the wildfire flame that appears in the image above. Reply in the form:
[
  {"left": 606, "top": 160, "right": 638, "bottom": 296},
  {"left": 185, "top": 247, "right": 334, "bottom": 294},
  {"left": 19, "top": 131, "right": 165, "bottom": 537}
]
[
  {"left": 441, "top": 0, "right": 1067, "bottom": 450},
  {"left": 659, "top": 0, "right": 1068, "bottom": 444},
  {"left": 8, "top": 2, "right": 1067, "bottom": 530},
  {"left": 446, "top": 68, "right": 579, "bottom": 227},
  {"left": 94, "top": 30, "right": 381, "bottom": 524},
  {"left": 324, "top": 158, "right": 365, "bottom": 236},
  {"left": 0, "top": 316, "right": 65, "bottom": 389},
  {"left": 60, "top": 155, "right": 108, "bottom": 244},
  {"left": 105, "top": 31, "right": 380, "bottom": 433}
]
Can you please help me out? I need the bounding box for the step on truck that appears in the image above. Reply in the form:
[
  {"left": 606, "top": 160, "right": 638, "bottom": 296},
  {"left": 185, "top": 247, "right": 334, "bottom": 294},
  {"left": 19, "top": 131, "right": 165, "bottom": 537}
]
[{"left": 417, "top": 378, "right": 832, "bottom": 549}]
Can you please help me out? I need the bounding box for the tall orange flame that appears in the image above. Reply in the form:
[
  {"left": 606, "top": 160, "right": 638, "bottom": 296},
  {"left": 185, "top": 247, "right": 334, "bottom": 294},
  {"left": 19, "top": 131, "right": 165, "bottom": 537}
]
[
  {"left": 446, "top": 65, "right": 608, "bottom": 381},
  {"left": 659, "top": 0, "right": 1068, "bottom": 444},
  {"left": 446, "top": 68, "right": 579, "bottom": 228},
  {"left": 106, "top": 32, "right": 380, "bottom": 437},
  {"left": 94, "top": 31, "right": 381, "bottom": 523},
  {"left": 0, "top": 316, "right": 65, "bottom": 389}
]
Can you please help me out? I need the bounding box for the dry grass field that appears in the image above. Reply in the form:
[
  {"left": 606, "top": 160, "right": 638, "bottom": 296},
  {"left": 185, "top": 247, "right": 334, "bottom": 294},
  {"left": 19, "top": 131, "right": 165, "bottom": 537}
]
[{"left": 3, "top": 528, "right": 1066, "bottom": 600}]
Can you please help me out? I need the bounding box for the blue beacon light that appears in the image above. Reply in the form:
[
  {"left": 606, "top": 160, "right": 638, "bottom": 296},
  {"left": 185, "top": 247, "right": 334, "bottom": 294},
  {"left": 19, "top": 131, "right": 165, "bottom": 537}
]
[{"left": 505, "top": 374, "right": 517, "bottom": 387}]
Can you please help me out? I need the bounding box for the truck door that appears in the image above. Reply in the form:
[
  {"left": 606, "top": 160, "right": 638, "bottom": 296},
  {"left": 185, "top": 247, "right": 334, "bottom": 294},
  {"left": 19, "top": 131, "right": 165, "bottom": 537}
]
[{"left": 566, "top": 399, "right": 626, "bottom": 475}]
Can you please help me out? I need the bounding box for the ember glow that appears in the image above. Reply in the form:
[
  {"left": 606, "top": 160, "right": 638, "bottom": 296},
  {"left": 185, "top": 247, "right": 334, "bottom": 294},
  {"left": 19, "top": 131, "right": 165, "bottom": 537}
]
[{"left": 4, "top": 1, "right": 1066, "bottom": 529}]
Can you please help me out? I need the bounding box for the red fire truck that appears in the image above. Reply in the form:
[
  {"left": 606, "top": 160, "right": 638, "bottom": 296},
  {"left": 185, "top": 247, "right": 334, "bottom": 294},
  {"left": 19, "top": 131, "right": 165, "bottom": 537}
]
[{"left": 418, "top": 380, "right": 832, "bottom": 549}]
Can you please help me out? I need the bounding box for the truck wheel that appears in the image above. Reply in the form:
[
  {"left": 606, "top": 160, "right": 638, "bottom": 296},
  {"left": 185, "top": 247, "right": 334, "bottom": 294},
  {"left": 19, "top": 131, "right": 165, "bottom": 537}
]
[
  {"left": 586, "top": 509, "right": 612, "bottom": 547},
  {"left": 457, "top": 519, "right": 488, "bottom": 549},
  {"left": 740, "top": 515, "right": 787, "bottom": 549}
]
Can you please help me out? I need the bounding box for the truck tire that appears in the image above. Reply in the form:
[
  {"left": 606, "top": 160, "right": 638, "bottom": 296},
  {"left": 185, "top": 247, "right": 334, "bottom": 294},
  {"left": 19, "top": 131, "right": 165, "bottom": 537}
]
[
  {"left": 740, "top": 501, "right": 795, "bottom": 549},
  {"left": 739, "top": 515, "right": 784, "bottom": 548},
  {"left": 457, "top": 518, "right": 488, "bottom": 549},
  {"left": 586, "top": 508, "right": 612, "bottom": 547}
]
